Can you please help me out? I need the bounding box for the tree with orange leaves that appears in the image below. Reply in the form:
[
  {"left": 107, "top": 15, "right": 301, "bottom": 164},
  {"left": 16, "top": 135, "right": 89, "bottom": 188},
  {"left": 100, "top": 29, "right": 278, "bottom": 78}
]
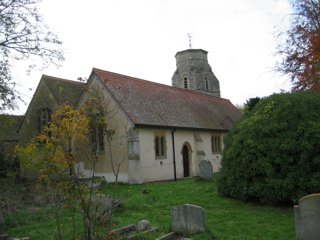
[
  {"left": 277, "top": 0, "right": 320, "bottom": 92},
  {"left": 16, "top": 100, "right": 123, "bottom": 240},
  {"left": 16, "top": 104, "right": 92, "bottom": 239}
]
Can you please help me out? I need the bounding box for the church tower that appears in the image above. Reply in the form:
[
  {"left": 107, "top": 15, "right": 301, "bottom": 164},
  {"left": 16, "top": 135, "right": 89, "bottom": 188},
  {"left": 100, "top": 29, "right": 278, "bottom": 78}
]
[{"left": 171, "top": 49, "right": 220, "bottom": 97}]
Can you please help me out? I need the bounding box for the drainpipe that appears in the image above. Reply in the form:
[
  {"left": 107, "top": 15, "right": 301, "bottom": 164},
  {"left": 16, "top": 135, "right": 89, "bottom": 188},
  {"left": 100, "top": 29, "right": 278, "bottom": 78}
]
[{"left": 171, "top": 128, "right": 177, "bottom": 181}]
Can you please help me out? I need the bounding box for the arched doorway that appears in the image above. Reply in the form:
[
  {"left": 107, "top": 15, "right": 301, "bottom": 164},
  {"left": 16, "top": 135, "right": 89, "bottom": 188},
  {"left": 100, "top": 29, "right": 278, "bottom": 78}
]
[{"left": 182, "top": 144, "right": 190, "bottom": 177}]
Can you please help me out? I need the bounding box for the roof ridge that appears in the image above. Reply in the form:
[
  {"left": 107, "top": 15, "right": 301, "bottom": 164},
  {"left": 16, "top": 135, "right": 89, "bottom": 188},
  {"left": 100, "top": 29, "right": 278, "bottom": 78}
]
[
  {"left": 93, "top": 68, "right": 169, "bottom": 86},
  {"left": 93, "top": 68, "right": 230, "bottom": 102},
  {"left": 42, "top": 74, "right": 85, "bottom": 85}
]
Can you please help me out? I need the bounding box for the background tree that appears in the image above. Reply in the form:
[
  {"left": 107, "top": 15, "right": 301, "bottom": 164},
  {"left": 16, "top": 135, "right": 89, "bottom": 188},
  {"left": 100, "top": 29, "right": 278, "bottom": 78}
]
[
  {"left": 243, "top": 97, "right": 260, "bottom": 115},
  {"left": 276, "top": 0, "right": 320, "bottom": 92},
  {"left": 0, "top": 0, "right": 64, "bottom": 111},
  {"left": 218, "top": 92, "right": 320, "bottom": 205},
  {"left": 0, "top": 114, "right": 21, "bottom": 178}
]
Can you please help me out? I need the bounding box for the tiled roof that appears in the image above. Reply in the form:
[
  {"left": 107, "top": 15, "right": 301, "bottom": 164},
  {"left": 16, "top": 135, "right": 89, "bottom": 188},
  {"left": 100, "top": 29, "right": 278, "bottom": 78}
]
[
  {"left": 43, "top": 75, "right": 85, "bottom": 107},
  {"left": 93, "top": 68, "right": 242, "bottom": 131}
]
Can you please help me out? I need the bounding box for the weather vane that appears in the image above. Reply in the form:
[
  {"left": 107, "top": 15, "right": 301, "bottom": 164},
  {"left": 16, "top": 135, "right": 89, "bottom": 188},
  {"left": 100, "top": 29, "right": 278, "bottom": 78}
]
[{"left": 187, "top": 33, "right": 192, "bottom": 49}]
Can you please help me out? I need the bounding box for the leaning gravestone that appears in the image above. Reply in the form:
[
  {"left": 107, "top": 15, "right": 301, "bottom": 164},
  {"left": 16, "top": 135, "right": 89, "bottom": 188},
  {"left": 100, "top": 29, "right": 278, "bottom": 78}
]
[
  {"left": 199, "top": 160, "right": 213, "bottom": 181},
  {"left": 91, "top": 194, "right": 113, "bottom": 225},
  {"left": 171, "top": 204, "right": 206, "bottom": 235},
  {"left": 91, "top": 194, "right": 113, "bottom": 211},
  {"left": 294, "top": 193, "right": 320, "bottom": 240}
]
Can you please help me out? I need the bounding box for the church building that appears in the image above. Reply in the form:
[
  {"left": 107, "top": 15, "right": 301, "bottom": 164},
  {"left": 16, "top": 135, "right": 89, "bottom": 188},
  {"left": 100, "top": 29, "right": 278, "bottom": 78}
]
[{"left": 18, "top": 49, "right": 241, "bottom": 183}]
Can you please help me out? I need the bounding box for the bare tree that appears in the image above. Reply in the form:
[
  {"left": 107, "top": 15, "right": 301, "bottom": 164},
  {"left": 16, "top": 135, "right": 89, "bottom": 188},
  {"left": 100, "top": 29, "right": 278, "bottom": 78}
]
[{"left": 0, "top": 0, "right": 64, "bottom": 111}]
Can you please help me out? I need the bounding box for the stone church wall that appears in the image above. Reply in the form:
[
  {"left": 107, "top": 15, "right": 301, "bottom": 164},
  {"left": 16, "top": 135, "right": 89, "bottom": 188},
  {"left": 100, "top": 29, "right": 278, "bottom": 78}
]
[
  {"left": 76, "top": 76, "right": 131, "bottom": 182},
  {"left": 128, "top": 128, "right": 174, "bottom": 183},
  {"left": 128, "top": 128, "right": 225, "bottom": 184},
  {"left": 19, "top": 80, "right": 60, "bottom": 146}
]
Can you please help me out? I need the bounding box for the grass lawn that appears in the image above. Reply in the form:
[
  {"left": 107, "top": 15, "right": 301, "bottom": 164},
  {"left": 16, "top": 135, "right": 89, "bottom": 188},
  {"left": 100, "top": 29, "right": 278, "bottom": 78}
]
[{"left": 6, "top": 177, "right": 295, "bottom": 239}]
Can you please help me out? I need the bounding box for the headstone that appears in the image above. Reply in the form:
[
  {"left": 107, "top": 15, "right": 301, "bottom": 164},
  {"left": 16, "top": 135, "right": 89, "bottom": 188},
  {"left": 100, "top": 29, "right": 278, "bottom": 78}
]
[
  {"left": 199, "top": 160, "right": 213, "bottom": 181},
  {"left": 92, "top": 194, "right": 113, "bottom": 211},
  {"left": 171, "top": 204, "right": 206, "bottom": 235},
  {"left": 91, "top": 194, "right": 113, "bottom": 224},
  {"left": 294, "top": 193, "right": 320, "bottom": 240},
  {"left": 137, "top": 220, "right": 150, "bottom": 232}
]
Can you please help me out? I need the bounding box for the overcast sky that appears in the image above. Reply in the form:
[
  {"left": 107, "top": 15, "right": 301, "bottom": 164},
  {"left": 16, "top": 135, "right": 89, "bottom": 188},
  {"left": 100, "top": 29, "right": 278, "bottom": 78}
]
[{"left": 13, "top": 0, "right": 293, "bottom": 114}]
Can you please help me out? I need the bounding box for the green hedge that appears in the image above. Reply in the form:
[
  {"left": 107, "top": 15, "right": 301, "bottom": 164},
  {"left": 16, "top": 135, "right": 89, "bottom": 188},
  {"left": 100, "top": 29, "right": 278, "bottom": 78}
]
[{"left": 218, "top": 92, "right": 320, "bottom": 205}]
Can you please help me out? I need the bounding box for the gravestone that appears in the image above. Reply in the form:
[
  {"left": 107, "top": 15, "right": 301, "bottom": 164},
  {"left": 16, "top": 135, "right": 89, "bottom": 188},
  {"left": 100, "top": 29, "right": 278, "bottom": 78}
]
[
  {"left": 137, "top": 220, "right": 150, "bottom": 232},
  {"left": 91, "top": 194, "right": 113, "bottom": 224},
  {"left": 171, "top": 204, "right": 206, "bottom": 235},
  {"left": 199, "top": 160, "right": 213, "bottom": 181},
  {"left": 294, "top": 193, "right": 320, "bottom": 240},
  {"left": 92, "top": 194, "right": 113, "bottom": 211}
]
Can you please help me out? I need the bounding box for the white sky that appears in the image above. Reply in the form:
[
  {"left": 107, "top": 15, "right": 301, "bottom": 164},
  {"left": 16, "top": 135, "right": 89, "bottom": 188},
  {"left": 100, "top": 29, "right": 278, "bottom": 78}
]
[{"left": 13, "top": 0, "right": 292, "bottom": 114}]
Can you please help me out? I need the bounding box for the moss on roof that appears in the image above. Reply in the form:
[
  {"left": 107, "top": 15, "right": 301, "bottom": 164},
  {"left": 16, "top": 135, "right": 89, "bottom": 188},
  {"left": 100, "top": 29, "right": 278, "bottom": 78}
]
[{"left": 43, "top": 75, "right": 85, "bottom": 107}]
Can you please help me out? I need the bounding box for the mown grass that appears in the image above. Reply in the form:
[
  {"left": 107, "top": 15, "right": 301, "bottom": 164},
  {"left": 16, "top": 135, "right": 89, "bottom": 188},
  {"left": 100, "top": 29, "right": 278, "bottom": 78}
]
[{"left": 7, "top": 177, "right": 295, "bottom": 239}]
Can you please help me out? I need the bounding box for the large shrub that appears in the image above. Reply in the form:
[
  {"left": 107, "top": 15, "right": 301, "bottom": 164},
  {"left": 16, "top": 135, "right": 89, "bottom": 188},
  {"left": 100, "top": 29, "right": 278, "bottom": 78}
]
[{"left": 218, "top": 92, "right": 320, "bottom": 205}]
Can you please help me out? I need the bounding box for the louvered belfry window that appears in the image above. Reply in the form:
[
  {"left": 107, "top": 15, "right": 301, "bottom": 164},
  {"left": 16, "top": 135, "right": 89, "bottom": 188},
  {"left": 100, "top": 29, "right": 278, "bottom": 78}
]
[{"left": 184, "top": 76, "right": 188, "bottom": 89}]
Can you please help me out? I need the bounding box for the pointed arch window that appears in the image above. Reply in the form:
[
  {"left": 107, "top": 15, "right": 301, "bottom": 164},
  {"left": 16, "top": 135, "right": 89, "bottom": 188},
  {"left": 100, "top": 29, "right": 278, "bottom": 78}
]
[{"left": 155, "top": 132, "right": 166, "bottom": 159}]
